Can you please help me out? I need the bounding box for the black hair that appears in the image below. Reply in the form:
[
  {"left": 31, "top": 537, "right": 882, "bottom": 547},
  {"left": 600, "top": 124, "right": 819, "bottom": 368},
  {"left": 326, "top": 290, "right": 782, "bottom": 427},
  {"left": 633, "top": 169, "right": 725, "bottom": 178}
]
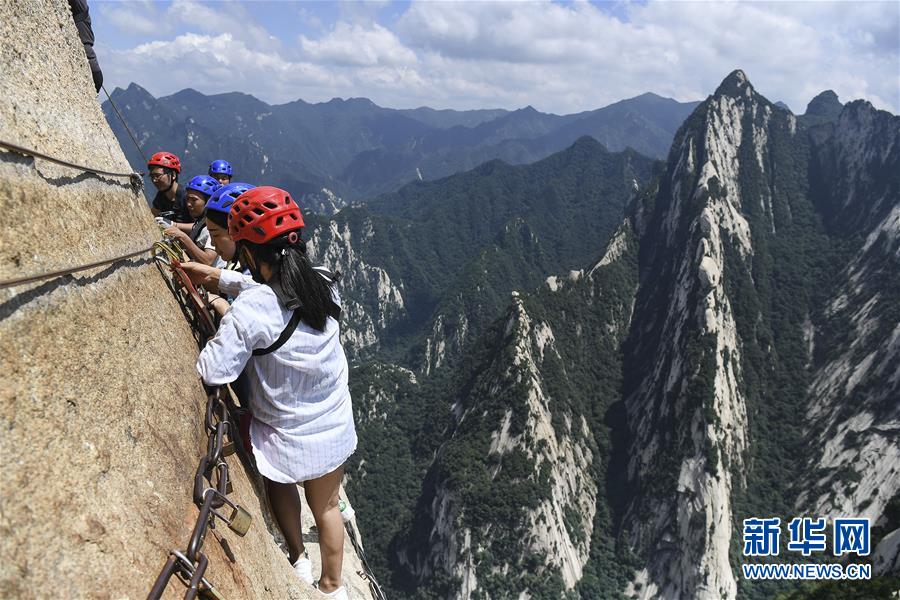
[
  {"left": 206, "top": 209, "right": 228, "bottom": 228},
  {"left": 244, "top": 238, "right": 340, "bottom": 332},
  {"left": 149, "top": 166, "right": 178, "bottom": 190}
]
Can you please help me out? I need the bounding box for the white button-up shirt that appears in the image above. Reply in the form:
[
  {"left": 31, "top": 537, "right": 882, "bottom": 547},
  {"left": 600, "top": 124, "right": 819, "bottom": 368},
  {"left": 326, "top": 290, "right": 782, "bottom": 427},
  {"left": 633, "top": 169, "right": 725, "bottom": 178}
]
[{"left": 197, "top": 269, "right": 357, "bottom": 483}]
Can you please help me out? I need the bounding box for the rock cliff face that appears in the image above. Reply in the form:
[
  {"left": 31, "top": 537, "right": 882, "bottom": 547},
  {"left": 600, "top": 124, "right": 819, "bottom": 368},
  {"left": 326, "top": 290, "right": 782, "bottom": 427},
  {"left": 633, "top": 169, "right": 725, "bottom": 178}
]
[
  {"left": 615, "top": 71, "right": 900, "bottom": 599},
  {"left": 619, "top": 70, "right": 776, "bottom": 600},
  {"left": 306, "top": 217, "right": 407, "bottom": 359},
  {"left": 799, "top": 99, "right": 900, "bottom": 552},
  {"left": 407, "top": 297, "right": 599, "bottom": 594},
  {"left": 395, "top": 212, "right": 641, "bottom": 598},
  {"left": 0, "top": 2, "right": 370, "bottom": 598}
]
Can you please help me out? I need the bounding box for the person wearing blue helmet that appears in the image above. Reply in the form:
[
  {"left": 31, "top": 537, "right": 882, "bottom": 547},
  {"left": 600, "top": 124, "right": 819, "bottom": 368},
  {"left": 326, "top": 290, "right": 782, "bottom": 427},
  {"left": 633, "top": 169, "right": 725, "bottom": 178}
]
[
  {"left": 205, "top": 182, "right": 255, "bottom": 263},
  {"left": 202, "top": 182, "right": 256, "bottom": 315},
  {"left": 208, "top": 159, "right": 233, "bottom": 186},
  {"left": 163, "top": 175, "right": 221, "bottom": 265}
]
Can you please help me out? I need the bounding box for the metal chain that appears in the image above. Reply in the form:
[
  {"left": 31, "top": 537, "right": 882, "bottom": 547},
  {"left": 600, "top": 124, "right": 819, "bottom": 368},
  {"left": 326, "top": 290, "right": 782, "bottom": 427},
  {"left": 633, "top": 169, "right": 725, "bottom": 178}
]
[
  {"left": 147, "top": 238, "right": 244, "bottom": 599},
  {"left": 148, "top": 388, "right": 248, "bottom": 600},
  {"left": 151, "top": 240, "right": 217, "bottom": 342}
]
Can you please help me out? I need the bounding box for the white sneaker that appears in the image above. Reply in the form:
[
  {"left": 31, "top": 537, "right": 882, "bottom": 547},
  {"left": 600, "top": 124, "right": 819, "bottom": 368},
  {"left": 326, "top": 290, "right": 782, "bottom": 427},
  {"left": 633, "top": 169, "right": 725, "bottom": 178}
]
[
  {"left": 314, "top": 581, "right": 349, "bottom": 599},
  {"left": 292, "top": 553, "right": 313, "bottom": 584}
]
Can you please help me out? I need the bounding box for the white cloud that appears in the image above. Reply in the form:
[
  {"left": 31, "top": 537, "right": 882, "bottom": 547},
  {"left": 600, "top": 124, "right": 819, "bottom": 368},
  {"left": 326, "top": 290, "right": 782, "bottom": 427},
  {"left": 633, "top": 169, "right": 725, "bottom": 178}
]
[
  {"left": 101, "top": 33, "right": 343, "bottom": 102},
  {"left": 97, "top": 0, "right": 900, "bottom": 114},
  {"left": 299, "top": 22, "right": 416, "bottom": 67},
  {"left": 296, "top": 7, "right": 324, "bottom": 31},
  {"left": 95, "top": 1, "right": 169, "bottom": 37},
  {"left": 103, "top": 9, "right": 159, "bottom": 36}
]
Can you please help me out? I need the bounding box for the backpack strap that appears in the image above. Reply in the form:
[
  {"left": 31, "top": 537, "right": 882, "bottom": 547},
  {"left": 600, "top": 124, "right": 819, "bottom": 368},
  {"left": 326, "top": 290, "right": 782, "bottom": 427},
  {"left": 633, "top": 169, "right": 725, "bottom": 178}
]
[{"left": 252, "top": 309, "right": 303, "bottom": 356}]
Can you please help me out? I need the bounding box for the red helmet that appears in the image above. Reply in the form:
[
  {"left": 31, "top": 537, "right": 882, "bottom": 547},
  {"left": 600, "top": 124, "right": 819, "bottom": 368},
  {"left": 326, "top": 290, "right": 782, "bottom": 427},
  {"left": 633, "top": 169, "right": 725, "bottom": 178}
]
[
  {"left": 148, "top": 151, "right": 182, "bottom": 173},
  {"left": 229, "top": 186, "right": 305, "bottom": 244}
]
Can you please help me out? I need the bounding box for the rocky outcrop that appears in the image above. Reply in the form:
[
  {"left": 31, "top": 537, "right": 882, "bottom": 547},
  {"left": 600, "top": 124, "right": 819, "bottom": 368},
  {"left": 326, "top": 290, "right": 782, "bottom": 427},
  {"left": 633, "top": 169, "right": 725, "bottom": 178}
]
[
  {"left": 307, "top": 217, "right": 406, "bottom": 358},
  {"left": 402, "top": 207, "right": 643, "bottom": 598},
  {"left": 805, "top": 90, "right": 843, "bottom": 120},
  {"left": 0, "top": 2, "right": 370, "bottom": 598},
  {"left": 618, "top": 70, "right": 900, "bottom": 599},
  {"left": 405, "top": 295, "right": 599, "bottom": 596},
  {"left": 799, "top": 101, "right": 900, "bottom": 569},
  {"left": 619, "top": 70, "right": 777, "bottom": 600}
]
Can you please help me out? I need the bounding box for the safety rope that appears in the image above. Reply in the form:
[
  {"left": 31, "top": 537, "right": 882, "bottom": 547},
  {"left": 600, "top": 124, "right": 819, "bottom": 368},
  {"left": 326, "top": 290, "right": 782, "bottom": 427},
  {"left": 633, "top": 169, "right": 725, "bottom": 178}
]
[
  {"left": 0, "top": 139, "right": 141, "bottom": 180},
  {"left": 101, "top": 83, "right": 149, "bottom": 165},
  {"left": 0, "top": 245, "right": 152, "bottom": 290}
]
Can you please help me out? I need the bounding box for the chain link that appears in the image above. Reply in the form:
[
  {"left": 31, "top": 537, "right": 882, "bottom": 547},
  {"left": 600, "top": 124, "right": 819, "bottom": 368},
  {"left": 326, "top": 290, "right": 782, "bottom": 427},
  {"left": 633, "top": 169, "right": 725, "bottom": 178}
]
[{"left": 148, "top": 390, "right": 248, "bottom": 600}]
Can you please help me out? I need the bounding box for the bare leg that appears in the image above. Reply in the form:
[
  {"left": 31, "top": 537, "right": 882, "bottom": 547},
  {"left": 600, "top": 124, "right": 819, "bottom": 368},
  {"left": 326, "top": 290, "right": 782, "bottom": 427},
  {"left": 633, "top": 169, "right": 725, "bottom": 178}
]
[
  {"left": 304, "top": 465, "right": 345, "bottom": 592},
  {"left": 265, "top": 477, "right": 305, "bottom": 564}
]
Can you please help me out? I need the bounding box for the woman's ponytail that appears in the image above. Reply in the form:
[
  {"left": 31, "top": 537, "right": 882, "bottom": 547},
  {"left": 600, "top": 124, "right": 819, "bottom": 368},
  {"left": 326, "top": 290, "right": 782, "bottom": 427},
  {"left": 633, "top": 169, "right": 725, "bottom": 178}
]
[{"left": 245, "top": 241, "right": 339, "bottom": 332}]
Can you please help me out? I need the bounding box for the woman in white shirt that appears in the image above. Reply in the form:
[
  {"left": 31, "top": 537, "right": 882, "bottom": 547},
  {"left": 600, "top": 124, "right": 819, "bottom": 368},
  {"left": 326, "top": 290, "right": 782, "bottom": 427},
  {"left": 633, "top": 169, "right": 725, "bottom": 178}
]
[{"left": 183, "top": 186, "right": 356, "bottom": 599}]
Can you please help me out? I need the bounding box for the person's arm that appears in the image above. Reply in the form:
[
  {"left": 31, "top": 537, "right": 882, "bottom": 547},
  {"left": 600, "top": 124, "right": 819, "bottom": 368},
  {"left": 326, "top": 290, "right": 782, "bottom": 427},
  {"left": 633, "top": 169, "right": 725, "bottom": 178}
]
[
  {"left": 164, "top": 226, "right": 217, "bottom": 265},
  {"left": 175, "top": 222, "right": 194, "bottom": 233},
  {"left": 206, "top": 292, "right": 231, "bottom": 317},
  {"left": 197, "top": 304, "right": 255, "bottom": 385},
  {"left": 151, "top": 207, "right": 161, "bottom": 217},
  {"left": 217, "top": 268, "right": 259, "bottom": 297},
  {"left": 180, "top": 263, "right": 258, "bottom": 297},
  {"left": 180, "top": 262, "right": 223, "bottom": 293}
]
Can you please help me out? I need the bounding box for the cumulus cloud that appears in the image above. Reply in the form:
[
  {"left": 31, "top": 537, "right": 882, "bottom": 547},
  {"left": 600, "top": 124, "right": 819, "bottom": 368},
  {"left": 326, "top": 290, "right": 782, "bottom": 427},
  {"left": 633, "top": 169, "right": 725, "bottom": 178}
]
[
  {"left": 100, "top": 33, "right": 343, "bottom": 102},
  {"left": 103, "top": 8, "right": 161, "bottom": 37},
  {"left": 170, "top": 0, "right": 281, "bottom": 53},
  {"left": 95, "top": 0, "right": 169, "bottom": 37},
  {"left": 299, "top": 22, "right": 417, "bottom": 67},
  {"left": 96, "top": 0, "right": 900, "bottom": 114}
]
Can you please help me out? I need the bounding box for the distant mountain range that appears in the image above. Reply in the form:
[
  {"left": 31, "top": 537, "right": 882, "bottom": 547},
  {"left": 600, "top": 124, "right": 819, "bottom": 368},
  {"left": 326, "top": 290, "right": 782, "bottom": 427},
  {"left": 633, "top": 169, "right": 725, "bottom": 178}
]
[{"left": 102, "top": 84, "right": 697, "bottom": 203}]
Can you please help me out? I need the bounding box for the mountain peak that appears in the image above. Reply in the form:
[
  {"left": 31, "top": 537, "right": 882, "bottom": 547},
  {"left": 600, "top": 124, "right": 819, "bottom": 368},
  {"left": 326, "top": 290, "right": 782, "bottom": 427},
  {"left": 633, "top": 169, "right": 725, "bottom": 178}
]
[
  {"left": 714, "top": 69, "right": 754, "bottom": 99},
  {"left": 805, "top": 90, "right": 842, "bottom": 118},
  {"left": 125, "top": 82, "right": 150, "bottom": 95},
  {"left": 110, "top": 82, "right": 156, "bottom": 104}
]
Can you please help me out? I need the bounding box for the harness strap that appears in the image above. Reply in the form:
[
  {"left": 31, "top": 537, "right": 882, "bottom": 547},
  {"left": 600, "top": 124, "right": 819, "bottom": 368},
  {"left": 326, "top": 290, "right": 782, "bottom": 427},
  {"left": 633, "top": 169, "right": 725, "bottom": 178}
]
[{"left": 252, "top": 309, "right": 303, "bottom": 356}]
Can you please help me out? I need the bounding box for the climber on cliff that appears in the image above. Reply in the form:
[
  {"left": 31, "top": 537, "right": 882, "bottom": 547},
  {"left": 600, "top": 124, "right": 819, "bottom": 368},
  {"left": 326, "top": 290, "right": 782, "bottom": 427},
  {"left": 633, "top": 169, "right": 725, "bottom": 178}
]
[
  {"left": 208, "top": 159, "right": 233, "bottom": 186},
  {"left": 162, "top": 175, "right": 221, "bottom": 266},
  {"left": 148, "top": 152, "right": 192, "bottom": 225},
  {"left": 202, "top": 182, "right": 256, "bottom": 316},
  {"left": 182, "top": 186, "right": 356, "bottom": 599},
  {"left": 69, "top": 0, "right": 103, "bottom": 92}
]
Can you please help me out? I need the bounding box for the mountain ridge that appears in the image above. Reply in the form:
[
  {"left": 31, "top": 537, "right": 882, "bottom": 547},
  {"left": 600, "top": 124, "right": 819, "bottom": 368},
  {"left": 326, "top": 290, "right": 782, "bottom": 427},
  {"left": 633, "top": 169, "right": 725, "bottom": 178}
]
[{"left": 103, "top": 83, "right": 696, "bottom": 203}]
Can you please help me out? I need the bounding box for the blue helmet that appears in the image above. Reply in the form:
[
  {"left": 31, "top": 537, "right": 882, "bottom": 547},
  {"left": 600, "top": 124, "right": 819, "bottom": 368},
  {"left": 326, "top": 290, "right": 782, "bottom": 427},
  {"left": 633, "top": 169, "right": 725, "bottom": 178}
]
[
  {"left": 206, "top": 182, "right": 256, "bottom": 215},
  {"left": 185, "top": 175, "right": 221, "bottom": 197},
  {"left": 208, "top": 159, "right": 233, "bottom": 177}
]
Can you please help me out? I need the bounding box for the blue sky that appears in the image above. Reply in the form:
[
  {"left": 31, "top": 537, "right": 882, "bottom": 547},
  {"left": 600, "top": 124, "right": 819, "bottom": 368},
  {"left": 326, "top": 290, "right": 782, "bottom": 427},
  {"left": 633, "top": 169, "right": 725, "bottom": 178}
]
[{"left": 91, "top": 1, "right": 900, "bottom": 114}]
